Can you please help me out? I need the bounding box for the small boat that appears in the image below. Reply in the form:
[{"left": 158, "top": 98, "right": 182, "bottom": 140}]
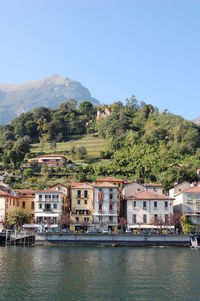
[{"left": 190, "top": 234, "right": 200, "bottom": 248}]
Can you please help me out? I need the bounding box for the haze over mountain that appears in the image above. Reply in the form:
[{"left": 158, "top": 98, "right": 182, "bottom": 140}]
[{"left": 0, "top": 75, "right": 100, "bottom": 124}]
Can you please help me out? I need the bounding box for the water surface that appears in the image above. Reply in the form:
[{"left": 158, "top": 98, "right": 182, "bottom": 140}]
[{"left": 0, "top": 246, "right": 199, "bottom": 301}]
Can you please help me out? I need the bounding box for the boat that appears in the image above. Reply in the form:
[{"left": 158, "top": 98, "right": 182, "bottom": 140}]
[{"left": 190, "top": 234, "right": 200, "bottom": 248}]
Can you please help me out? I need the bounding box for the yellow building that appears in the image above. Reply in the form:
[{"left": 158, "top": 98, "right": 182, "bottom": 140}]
[
  {"left": 70, "top": 182, "right": 94, "bottom": 232},
  {"left": 15, "top": 189, "right": 35, "bottom": 223}
]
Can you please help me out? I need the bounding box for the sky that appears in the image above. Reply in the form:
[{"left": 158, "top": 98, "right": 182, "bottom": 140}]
[{"left": 0, "top": 0, "right": 199, "bottom": 119}]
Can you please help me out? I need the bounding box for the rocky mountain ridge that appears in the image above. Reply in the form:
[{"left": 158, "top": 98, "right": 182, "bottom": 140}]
[{"left": 0, "top": 75, "right": 100, "bottom": 124}]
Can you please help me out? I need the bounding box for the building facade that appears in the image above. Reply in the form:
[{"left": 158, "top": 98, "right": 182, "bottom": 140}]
[
  {"left": 70, "top": 183, "right": 94, "bottom": 232},
  {"left": 15, "top": 189, "right": 35, "bottom": 223},
  {"left": 93, "top": 182, "right": 118, "bottom": 232},
  {"left": 29, "top": 154, "right": 67, "bottom": 168},
  {"left": 34, "top": 189, "right": 64, "bottom": 226},
  {"left": 127, "top": 191, "right": 174, "bottom": 230},
  {"left": 173, "top": 186, "right": 200, "bottom": 225}
]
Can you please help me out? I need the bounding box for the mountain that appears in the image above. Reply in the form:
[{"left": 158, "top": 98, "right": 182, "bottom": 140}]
[
  {"left": 194, "top": 117, "right": 200, "bottom": 125},
  {"left": 0, "top": 75, "right": 100, "bottom": 124}
]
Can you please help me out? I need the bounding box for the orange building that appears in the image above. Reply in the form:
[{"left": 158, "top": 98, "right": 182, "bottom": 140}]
[{"left": 15, "top": 189, "right": 35, "bottom": 223}]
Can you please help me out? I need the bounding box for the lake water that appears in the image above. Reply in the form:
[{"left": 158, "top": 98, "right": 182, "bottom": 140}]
[{"left": 0, "top": 246, "right": 200, "bottom": 301}]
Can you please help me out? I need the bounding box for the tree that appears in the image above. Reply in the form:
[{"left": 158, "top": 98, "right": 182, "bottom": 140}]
[
  {"left": 180, "top": 215, "right": 195, "bottom": 234},
  {"left": 76, "top": 146, "right": 87, "bottom": 159},
  {"left": 7, "top": 208, "right": 29, "bottom": 230}
]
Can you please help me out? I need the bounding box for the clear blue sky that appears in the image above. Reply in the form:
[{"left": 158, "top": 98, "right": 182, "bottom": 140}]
[{"left": 0, "top": 0, "right": 199, "bottom": 119}]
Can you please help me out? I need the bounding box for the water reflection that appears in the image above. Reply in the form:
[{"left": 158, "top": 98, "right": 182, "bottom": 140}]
[{"left": 0, "top": 247, "right": 200, "bottom": 301}]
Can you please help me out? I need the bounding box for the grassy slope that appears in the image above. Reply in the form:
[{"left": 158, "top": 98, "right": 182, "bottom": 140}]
[{"left": 30, "top": 134, "right": 106, "bottom": 159}]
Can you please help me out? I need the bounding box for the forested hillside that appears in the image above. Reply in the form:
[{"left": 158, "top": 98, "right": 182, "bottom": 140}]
[{"left": 0, "top": 97, "right": 199, "bottom": 189}]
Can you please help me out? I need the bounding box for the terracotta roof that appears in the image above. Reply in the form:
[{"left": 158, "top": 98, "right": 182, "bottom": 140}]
[
  {"left": 36, "top": 189, "right": 63, "bottom": 193},
  {"left": 38, "top": 154, "right": 66, "bottom": 158},
  {"left": 92, "top": 182, "right": 118, "bottom": 188},
  {"left": 132, "top": 191, "right": 173, "bottom": 200},
  {"left": 71, "top": 182, "right": 94, "bottom": 189},
  {"left": 16, "top": 189, "right": 35, "bottom": 198},
  {"left": 144, "top": 183, "right": 163, "bottom": 187},
  {"left": 96, "top": 177, "right": 123, "bottom": 182},
  {"left": 0, "top": 189, "right": 17, "bottom": 198},
  {"left": 184, "top": 186, "right": 200, "bottom": 193}
]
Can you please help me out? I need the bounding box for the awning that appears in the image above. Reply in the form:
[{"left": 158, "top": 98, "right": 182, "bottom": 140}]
[{"left": 22, "top": 224, "right": 38, "bottom": 228}]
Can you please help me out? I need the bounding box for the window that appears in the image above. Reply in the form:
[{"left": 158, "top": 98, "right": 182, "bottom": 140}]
[
  {"left": 165, "top": 201, "right": 168, "bottom": 209},
  {"left": 143, "top": 201, "right": 147, "bottom": 210},
  {"left": 77, "top": 199, "right": 81, "bottom": 205},
  {"left": 99, "top": 188, "right": 102, "bottom": 192},
  {"left": 39, "top": 204, "right": 42, "bottom": 209},
  {"left": 77, "top": 190, "right": 81, "bottom": 197},
  {"left": 99, "top": 216, "right": 103, "bottom": 222},
  {"left": 17, "top": 200, "right": 19, "bottom": 207},
  {"left": 13, "top": 199, "right": 15, "bottom": 206},
  {"left": 109, "top": 204, "right": 113, "bottom": 211},
  {"left": 76, "top": 217, "right": 79, "bottom": 222},
  {"left": 133, "top": 214, "right": 136, "bottom": 224},
  {"left": 109, "top": 216, "right": 113, "bottom": 222},
  {"left": 109, "top": 188, "right": 113, "bottom": 192},
  {"left": 133, "top": 201, "right": 136, "bottom": 207},
  {"left": 154, "top": 201, "right": 157, "bottom": 209},
  {"left": 39, "top": 194, "right": 42, "bottom": 200},
  {"left": 84, "top": 190, "right": 88, "bottom": 198},
  {"left": 84, "top": 217, "right": 89, "bottom": 222},
  {"left": 143, "top": 214, "right": 147, "bottom": 223},
  {"left": 22, "top": 201, "right": 25, "bottom": 209},
  {"left": 109, "top": 194, "right": 113, "bottom": 199},
  {"left": 84, "top": 199, "right": 87, "bottom": 205},
  {"left": 165, "top": 214, "right": 169, "bottom": 223},
  {"left": 54, "top": 204, "right": 57, "bottom": 209},
  {"left": 154, "top": 214, "right": 158, "bottom": 223},
  {"left": 45, "top": 204, "right": 51, "bottom": 211},
  {"left": 99, "top": 204, "right": 102, "bottom": 210},
  {"left": 31, "top": 202, "right": 34, "bottom": 210}
]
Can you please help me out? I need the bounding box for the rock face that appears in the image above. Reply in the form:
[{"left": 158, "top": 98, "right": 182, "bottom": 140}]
[
  {"left": 0, "top": 75, "right": 100, "bottom": 124},
  {"left": 194, "top": 117, "right": 200, "bottom": 125}
]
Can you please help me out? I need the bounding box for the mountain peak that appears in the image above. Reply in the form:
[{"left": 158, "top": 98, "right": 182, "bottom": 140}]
[{"left": 0, "top": 75, "right": 100, "bottom": 124}]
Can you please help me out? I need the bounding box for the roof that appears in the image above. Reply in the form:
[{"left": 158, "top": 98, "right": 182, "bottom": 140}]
[
  {"left": 184, "top": 186, "right": 200, "bottom": 193},
  {"left": 38, "top": 154, "right": 66, "bottom": 159},
  {"left": 71, "top": 182, "right": 94, "bottom": 189},
  {"left": 36, "top": 189, "right": 63, "bottom": 194},
  {"left": 92, "top": 182, "right": 118, "bottom": 188},
  {"left": 144, "top": 183, "right": 163, "bottom": 187},
  {"left": 132, "top": 191, "right": 173, "bottom": 200},
  {"left": 50, "top": 183, "right": 69, "bottom": 189},
  {"left": 16, "top": 189, "right": 35, "bottom": 194},
  {"left": 96, "top": 177, "right": 123, "bottom": 183},
  {"left": 0, "top": 189, "right": 18, "bottom": 198}
]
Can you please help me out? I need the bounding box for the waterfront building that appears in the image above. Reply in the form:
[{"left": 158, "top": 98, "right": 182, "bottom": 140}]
[
  {"left": 70, "top": 183, "right": 94, "bottom": 232},
  {"left": 34, "top": 189, "right": 65, "bottom": 226},
  {"left": 28, "top": 154, "right": 67, "bottom": 168},
  {"left": 15, "top": 189, "right": 35, "bottom": 223},
  {"left": 0, "top": 189, "right": 18, "bottom": 231},
  {"left": 50, "top": 183, "right": 70, "bottom": 213},
  {"left": 127, "top": 191, "right": 174, "bottom": 230},
  {"left": 96, "top": 177, "right": 124, "bottom": 215},
  {"left": 122, "top": 182, "right": 144, "bottom": 218},
  {"left": 173, "top": 186, "right": 200, "bottom": 225},
  {"left": 169, "top": 181, "right": 192, "bottom": 198},
  {"left": 93, "top": 182, "right": 118, "bottom": 232}
]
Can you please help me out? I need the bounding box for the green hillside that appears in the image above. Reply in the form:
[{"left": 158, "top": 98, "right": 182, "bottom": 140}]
[{"left": 30, "top": 134, "right": 106, "bottom": 159}]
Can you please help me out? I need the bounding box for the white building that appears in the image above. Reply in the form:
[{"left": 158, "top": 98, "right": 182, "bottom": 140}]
[
  {"left": 122, "top": 181, "right": 144, "bottom": 200},
  {"left": 34, "top": 189, "right": 64, "bottom": 226},
  {"left": 173, "top": 186, "right": 200, "bottom": 225},
  {"left": 93, "top": 182, "right": 118, "bottom": 231},
  {"left": 127, "top": 191, "right": 174, "bottom": 230},
  {"left": 169, "top": 181, "right": 191, "bottom": 198},
  {"left": 144, "top": 183, "right": 163, "bottom": 195}
]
